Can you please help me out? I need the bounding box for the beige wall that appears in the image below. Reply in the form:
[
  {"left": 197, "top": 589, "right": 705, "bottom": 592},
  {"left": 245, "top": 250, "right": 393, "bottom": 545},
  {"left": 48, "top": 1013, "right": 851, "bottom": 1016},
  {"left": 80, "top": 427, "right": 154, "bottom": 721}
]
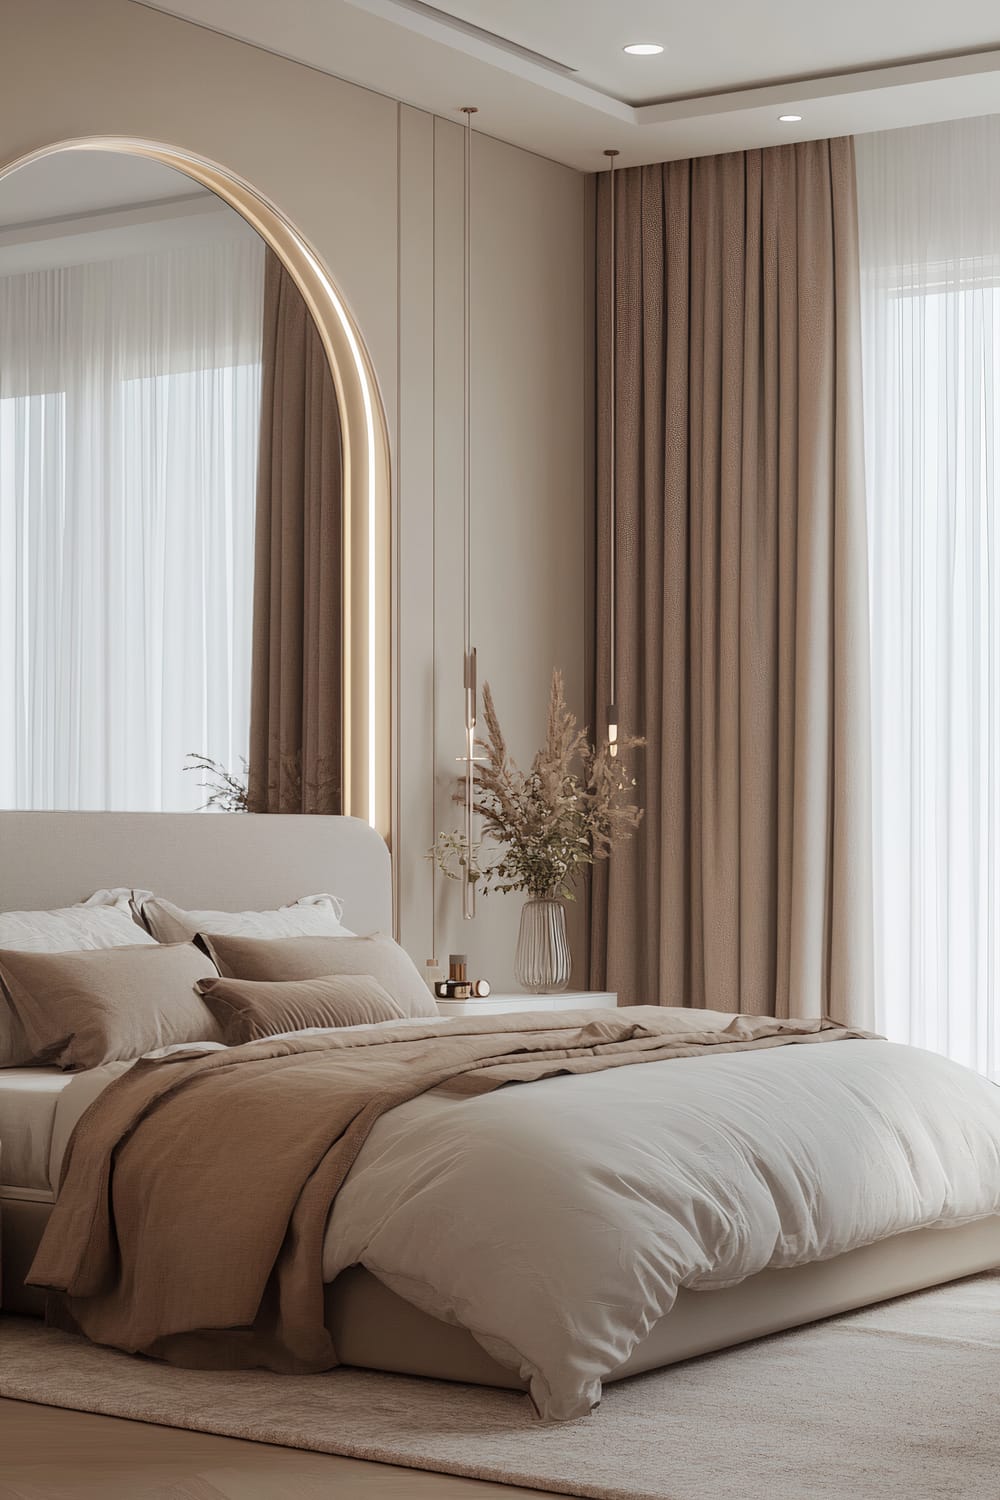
[{"left": 1, "top": 0, "right": 588, "bottom": 990}]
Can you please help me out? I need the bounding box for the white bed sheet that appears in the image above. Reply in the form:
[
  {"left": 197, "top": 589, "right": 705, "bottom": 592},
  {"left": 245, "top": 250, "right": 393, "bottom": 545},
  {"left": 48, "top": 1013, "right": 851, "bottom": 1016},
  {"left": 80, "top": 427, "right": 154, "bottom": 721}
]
[{"left": 0, "top": 1068, "right": 75, "bottom": 1197}]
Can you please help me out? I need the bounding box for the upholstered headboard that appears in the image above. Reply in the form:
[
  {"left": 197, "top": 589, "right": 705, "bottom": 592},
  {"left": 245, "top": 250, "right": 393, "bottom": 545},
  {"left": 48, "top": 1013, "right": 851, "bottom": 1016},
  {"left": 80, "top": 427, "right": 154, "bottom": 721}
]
[{"left": 0, "top": 812, "right": 393, "bottom": 936}]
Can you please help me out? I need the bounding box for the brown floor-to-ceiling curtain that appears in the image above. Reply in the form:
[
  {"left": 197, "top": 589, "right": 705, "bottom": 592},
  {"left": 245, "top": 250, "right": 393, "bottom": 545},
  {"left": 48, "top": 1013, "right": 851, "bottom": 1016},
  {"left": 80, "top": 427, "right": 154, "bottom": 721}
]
[
  {"left": 248, "top": 250, "right": 343, "bottom": 814},
  {"left": 591, "top": 138, "right": 874, "bottom": 1028}
]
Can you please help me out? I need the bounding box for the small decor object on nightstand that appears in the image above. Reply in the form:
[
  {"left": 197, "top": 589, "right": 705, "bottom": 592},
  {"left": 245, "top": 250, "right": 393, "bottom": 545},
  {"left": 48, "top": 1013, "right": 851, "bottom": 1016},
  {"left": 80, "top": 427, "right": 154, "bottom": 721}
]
[
  {"left": 434, "top": 954, "right": 482, "bottom": 1001},
  {"left": 432, "top": 670, "right": 642, "bottom": 993}
]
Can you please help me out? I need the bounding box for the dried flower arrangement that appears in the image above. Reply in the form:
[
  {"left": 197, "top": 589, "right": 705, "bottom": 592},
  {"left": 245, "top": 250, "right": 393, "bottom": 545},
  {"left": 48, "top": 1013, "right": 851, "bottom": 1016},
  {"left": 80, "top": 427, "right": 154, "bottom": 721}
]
[{"left": 431, "top": 670, "right": 642, "bottom": 901}]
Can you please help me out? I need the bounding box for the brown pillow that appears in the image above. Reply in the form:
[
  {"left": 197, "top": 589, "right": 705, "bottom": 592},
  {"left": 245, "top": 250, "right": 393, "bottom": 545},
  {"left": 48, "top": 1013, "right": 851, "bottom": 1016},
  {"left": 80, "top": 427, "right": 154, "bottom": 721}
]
[
  {"left": 200, "top": 931, "right": 439, "bottom": 1018},
  {"left": 0, "top": 942, "right": 223, "bottom": 1071},
  {"left": 196, "top": 973, "right": 406, "bottom": 1044}
]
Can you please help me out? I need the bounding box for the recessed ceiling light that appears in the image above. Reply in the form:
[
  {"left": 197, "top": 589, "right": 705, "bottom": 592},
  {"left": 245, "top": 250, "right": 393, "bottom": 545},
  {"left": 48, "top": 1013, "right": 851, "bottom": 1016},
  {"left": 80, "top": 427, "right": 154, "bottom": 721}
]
[
  {"left": 623, "top": 43, "right": 664, "bottom": 55},
  {"left": 778, "top": 113, "right": 803, "bottom": 123}
]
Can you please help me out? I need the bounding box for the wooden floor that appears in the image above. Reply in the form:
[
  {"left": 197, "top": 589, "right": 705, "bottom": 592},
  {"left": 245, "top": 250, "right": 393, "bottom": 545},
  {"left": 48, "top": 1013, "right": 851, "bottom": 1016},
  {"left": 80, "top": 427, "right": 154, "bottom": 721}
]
[{"left": 0, "top": 1398, "right": 557, "bottom": 1499}]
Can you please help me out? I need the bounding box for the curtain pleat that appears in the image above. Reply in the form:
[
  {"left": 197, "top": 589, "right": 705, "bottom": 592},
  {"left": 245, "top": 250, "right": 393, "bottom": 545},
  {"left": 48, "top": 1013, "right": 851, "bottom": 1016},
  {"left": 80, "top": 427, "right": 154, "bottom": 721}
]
[
  {"left": 248, "top": 251, "right": 343, "bottom": 814},
  {"left": 592, "top": 138, "right": 874, "bottom": 1028}
]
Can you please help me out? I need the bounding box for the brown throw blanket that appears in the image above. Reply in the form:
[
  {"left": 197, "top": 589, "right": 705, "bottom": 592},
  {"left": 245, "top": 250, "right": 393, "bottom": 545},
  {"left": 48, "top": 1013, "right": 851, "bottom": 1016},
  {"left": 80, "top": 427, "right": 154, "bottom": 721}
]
[{"left": 29, "top": 1007, "right": 871, "bottom": 1371}]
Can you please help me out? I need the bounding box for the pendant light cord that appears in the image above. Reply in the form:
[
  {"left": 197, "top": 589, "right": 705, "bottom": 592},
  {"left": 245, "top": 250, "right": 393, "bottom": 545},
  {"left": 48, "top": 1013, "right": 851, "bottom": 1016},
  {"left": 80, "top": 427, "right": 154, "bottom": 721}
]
[
  {"left": 604, "top": 149, "right": 620, "bottom": 757},
  {"left": 463, "top": 107, "right": 475, "bottom": 670}
]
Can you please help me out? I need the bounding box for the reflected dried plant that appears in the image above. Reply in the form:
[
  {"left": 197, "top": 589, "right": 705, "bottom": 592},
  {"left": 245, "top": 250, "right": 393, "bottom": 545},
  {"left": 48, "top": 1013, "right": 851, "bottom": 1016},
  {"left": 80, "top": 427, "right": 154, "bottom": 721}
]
[
  {"left": 184, "top": 754, "right": 251, "bottom": 813},
  {"left": 431, "top": 669, "right": 643, "bottom": 900},
  {"left": 186, "top": 751, "right": 341, "bottom": 814}
]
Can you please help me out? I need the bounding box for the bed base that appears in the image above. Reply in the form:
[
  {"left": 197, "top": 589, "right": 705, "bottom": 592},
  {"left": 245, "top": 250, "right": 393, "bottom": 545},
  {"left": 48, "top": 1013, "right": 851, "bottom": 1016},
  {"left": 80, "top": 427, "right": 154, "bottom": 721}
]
[{"left": 5, "top": 1196, "right": 999, "bottom": 1389}]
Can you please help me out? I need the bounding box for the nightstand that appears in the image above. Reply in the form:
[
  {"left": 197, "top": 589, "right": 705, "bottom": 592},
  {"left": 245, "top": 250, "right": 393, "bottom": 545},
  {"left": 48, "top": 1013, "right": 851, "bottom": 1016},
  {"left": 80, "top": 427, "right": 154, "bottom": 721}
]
[{"left": 436, "top": 991, "right": 617, "bottom": 1017}]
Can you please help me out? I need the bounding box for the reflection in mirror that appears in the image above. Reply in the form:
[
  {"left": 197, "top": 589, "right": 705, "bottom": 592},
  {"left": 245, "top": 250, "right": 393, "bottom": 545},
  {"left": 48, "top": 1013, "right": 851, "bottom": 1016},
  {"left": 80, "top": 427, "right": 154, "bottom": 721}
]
[{"left": 0, "top": 152, "right": 343, "bottom": 813}]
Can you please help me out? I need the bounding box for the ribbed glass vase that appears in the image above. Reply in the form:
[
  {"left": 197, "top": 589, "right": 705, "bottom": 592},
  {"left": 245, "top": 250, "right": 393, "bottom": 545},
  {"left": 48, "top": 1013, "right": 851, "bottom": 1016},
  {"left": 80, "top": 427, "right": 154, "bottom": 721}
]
[{"left": 514, "top": 896, "right": 571, "bottom": 994}]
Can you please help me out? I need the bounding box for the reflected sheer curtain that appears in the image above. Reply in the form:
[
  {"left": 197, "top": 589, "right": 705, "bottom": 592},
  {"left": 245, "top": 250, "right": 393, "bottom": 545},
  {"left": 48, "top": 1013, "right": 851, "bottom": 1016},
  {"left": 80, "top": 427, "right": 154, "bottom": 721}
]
[
  {"left": 0, "top": 233, "right": 264, "bottom": 811},
  {"left": 857, "top": 117, "right": 1000, "bottom": 1079},
  {"left": 591, "top": 140, "right": 874, "bottom": 1027}
]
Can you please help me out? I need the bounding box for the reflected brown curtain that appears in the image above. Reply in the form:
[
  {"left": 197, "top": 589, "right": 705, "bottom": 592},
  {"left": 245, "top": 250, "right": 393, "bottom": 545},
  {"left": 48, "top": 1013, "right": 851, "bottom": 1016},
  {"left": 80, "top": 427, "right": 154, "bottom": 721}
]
[
  {"left": 591, "top": 138, "right": 874, "bottom": 1028},
  {"left": 248, "top": 250, "right": 342, "bottom": 814}
]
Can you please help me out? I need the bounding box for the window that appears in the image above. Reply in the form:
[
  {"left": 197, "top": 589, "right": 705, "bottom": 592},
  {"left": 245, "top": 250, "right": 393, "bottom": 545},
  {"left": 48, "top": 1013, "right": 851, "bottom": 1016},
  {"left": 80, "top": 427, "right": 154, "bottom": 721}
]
[
  {"left": 858, "top": 118, "right": 1000, "bottom": 1079},
  {"left": 0, "top": 233, "right": 263, "bottom": 810}
]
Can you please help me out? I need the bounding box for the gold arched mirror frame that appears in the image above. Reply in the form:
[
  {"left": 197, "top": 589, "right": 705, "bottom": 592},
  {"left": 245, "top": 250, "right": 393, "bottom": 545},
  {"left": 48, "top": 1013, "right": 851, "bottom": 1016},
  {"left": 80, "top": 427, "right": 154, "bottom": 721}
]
[{"left": 0, "top": 135, "right": 392, "bottom": 837}]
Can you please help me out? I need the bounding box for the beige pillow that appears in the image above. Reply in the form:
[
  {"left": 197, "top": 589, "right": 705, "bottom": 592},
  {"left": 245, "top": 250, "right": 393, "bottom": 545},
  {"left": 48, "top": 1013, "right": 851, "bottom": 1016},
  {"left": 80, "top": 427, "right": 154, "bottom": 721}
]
[
  {"left": 201, "top": 932, "right": 439, "bottom": 1019},
  {"left": 196, "top": 973, "right": 406, "bottom": 1044},
  {"left": 0, "top": 893, "right": 157, "bottom": 1068},
  {"left": 0, "top": 942, "right": 223, "bottom": 1071}
]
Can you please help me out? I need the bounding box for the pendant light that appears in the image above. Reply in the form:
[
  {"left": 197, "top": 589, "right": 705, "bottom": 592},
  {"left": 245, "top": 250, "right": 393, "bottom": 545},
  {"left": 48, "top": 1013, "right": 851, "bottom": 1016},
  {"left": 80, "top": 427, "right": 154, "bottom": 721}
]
[
  {"left": 460, "top": 105, "right": 479, "bottom": 919},
  {"left": 604, "top": 148, "right": 620, "bottom": 757}
]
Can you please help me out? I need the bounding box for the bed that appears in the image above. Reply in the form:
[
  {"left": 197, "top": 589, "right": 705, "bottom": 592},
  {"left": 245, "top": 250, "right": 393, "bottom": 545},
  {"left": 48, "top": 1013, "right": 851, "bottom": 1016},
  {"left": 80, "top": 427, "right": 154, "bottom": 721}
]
[{"left": 2, "top": 810, "right": 999, "bottom": 1420}]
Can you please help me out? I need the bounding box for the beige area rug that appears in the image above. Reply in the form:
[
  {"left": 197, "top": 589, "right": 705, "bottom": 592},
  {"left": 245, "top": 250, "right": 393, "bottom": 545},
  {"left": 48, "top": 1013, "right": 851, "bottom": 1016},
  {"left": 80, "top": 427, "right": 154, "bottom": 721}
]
[{"left": 2, "top": 1274, "right": 999, "bottom": 1500}]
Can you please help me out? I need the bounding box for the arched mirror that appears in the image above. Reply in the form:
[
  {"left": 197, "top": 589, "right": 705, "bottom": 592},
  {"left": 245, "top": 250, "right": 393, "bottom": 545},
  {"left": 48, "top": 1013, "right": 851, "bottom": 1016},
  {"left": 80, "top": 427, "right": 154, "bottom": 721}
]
[{"left": 0, "top": 142, "right": 390, "bottom": 831}]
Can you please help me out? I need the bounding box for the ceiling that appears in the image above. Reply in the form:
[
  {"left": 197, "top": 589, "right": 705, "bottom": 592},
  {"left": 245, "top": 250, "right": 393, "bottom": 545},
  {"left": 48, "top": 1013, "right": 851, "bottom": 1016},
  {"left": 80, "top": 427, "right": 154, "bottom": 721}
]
[
  {"left": 0, "top": 152, "right": 208, "bottom": 228},
  {"left": 135, "top": 0, "right": 1000, "bottom": 170}
]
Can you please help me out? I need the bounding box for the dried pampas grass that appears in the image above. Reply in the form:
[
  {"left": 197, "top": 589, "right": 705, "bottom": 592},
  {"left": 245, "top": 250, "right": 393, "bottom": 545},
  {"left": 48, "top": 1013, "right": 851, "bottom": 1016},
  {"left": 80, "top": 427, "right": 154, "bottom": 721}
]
[{"left": 431, "top": 670, "right": 642, "bottom": 900}]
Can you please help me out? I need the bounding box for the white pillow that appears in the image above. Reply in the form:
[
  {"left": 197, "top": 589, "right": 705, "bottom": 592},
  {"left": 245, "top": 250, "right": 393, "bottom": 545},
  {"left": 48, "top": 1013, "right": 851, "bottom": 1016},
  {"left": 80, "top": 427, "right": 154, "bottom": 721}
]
[
  {"left": 137, "top": 893, "right": 354, "bottom": 945},
  {"left": 0, "top": 891, "right": 153, "bottom": 954},
  {"left": 0, "top": 890, "right": 156, "bottom": 1068}
]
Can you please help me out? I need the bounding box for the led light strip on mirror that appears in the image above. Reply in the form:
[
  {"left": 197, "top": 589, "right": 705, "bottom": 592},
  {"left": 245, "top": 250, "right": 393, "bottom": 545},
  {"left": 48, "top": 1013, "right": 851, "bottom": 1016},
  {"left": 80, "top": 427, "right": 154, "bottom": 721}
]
[{"left": 461, "top": 105, "right": 479, "bottom": 921}]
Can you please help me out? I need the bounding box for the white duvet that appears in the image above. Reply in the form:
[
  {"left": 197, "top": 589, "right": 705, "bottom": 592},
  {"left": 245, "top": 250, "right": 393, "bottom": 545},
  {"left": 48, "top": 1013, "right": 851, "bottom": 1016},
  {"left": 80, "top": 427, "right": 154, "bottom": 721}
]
[
  {"left": 321, "top": 1027, "right": 1000, "bottom": 1419},
  {"left": 53, "top": 1017, "right": 1000, "bottom": 1422}
]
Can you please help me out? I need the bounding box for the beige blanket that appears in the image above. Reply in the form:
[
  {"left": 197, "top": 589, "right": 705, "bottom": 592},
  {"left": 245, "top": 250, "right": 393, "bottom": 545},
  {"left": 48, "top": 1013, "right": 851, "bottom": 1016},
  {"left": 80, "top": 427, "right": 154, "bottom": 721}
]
[{"left": 29, "top": 1007, "right": 869, "bottom": 1370}]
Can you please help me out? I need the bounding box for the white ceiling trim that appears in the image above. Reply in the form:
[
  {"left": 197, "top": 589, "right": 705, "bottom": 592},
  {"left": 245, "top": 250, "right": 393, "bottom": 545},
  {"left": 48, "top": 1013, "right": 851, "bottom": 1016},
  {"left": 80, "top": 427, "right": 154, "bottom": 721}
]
[
  {"left": 343, "top": 0, "right": 637, "bottom": 119},
  {"left": 639, "top": 48, "right": 1000, "bottom": 124},
  {"left": 0, "top": 193, "right": 247, "bottom": 277},
  {"left": 349, "top": 0, "right": 581, "bottom": 80}
]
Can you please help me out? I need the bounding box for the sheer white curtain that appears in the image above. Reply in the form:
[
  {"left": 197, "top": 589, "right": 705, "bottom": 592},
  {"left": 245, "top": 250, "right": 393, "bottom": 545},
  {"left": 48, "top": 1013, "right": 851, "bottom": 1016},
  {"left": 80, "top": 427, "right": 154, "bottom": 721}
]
[
  {"left": 0, "top": 230, "right": 264, "bottom": 810},
  {"left": 857, "top": 116, "right": 1000, "bottom": 1079}
]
